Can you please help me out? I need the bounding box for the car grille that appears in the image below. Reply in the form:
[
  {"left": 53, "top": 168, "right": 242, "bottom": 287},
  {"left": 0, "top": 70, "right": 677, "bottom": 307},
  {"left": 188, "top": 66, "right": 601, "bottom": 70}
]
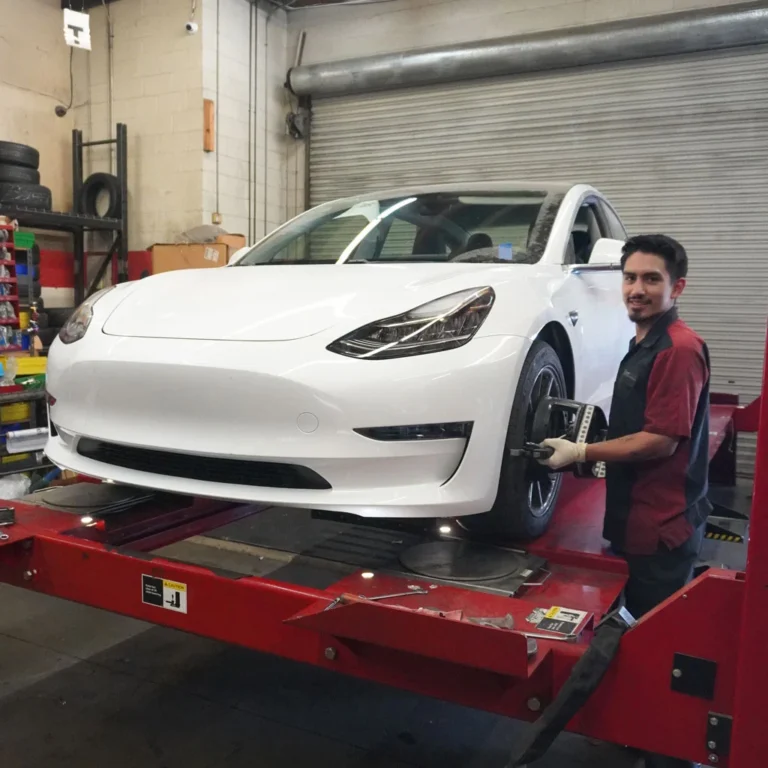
[{"left": 76, "top": 438, "right": 332, "bottom": 490}]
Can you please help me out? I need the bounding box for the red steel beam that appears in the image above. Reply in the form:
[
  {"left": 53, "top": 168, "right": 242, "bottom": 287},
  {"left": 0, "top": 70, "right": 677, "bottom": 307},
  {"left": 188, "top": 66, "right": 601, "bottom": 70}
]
[
  {"left": 730, "top": 324, "right": 768, "bottom": 768},
  {"left": 0, "top": 504, "right": 747, "bottom": 766}
]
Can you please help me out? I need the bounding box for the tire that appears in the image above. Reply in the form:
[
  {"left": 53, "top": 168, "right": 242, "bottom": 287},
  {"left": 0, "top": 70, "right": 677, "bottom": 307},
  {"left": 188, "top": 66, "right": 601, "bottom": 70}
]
[
  {"left": 0, "top": 164, "right": 40, "bottom": 184},
  {"left": 0, "top": 141, "right": 39, "bottom": 170},
  {"left": 464, "top": 340, "right": 567, "bottom": 541},
  {"left": 0, "top": 183, "right": 52, "bottom": 211},
  {"left": 80, "top": 172, "right": 121, "bottom": 219}
]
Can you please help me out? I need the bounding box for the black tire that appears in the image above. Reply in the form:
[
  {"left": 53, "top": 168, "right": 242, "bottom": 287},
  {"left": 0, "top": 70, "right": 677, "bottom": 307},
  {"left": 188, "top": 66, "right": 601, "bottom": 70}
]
[
  {"left": 0, "top": 164, "right": 40, "bottom": 184},
  {"left": 0, "top": 141, "right": 39, "bottom": 170},
  {"left": 80, "top": 172, "right": 121, "bottom": 219},
  {"left": 464, "top": 340, "right": 567, "bottom": 541},
  {"left": 0, "top": 183, "right": 52, "bottom": 211}
]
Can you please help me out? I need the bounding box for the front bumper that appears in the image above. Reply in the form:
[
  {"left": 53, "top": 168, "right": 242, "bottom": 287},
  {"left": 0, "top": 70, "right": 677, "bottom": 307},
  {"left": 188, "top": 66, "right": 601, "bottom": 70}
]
[{"left": 45, "top": 332, "right": 530, "bottom": 518}]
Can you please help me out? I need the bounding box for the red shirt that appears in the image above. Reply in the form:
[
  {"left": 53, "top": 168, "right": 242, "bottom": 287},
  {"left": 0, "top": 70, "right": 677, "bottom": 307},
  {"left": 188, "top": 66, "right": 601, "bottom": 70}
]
[{"left": 603, "top": 308, "right": 712, "bottom": 556}]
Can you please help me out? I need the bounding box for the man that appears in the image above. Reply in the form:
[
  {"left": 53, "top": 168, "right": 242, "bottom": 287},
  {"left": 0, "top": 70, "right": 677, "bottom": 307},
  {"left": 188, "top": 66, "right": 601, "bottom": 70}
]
[{"left": 540, "top": 234, "right": 711, "bottom": 768}]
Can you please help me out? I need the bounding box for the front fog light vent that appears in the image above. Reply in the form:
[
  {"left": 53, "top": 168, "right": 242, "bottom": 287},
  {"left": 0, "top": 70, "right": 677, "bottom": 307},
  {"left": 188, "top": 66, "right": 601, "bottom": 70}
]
[{"left": 354, "top": 422, "right": 473, "bottom": 441}]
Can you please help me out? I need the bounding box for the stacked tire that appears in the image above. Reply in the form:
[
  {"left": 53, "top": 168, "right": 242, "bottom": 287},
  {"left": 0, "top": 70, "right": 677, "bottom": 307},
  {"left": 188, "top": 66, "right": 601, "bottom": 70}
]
[{"left": 0, "top": 141, "right": 52, "bottom": 211}]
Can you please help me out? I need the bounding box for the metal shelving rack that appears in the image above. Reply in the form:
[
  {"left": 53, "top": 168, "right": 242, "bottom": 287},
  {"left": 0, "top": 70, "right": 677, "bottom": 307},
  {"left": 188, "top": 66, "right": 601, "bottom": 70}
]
[
  {"left": 0, "top": 124, "right": 129, "bottom": 305},
  {"left": 0, "top": 389, "right": 50, "bottom": 476}
]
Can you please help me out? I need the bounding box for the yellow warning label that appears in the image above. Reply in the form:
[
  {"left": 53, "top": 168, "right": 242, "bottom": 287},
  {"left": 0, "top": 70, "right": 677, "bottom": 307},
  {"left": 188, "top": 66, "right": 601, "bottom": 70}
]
[
  {"left": 163, "top": 579, "right": 187, "bottom": 593},
  {"left": 705, "top": 532, "right": 743, "bottom": 543},
  {"left": 544, "top": 606, "right": 561, "bottom": 619}
]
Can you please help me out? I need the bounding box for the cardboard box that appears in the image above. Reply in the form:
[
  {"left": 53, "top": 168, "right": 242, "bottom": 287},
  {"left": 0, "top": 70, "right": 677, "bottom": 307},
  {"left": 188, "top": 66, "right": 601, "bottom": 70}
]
[
  {"left": 216, "top": 234, "right": 247, "bottom": 252},
  {"left": 150, "top": 243, "right": 228, "bottom": 274},
  {"left": 148, "top": 235, "right": 248, "bottom": 275}
]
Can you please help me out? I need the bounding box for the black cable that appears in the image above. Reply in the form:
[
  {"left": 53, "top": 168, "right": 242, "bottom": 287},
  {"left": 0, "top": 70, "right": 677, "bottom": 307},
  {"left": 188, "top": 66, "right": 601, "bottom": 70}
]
[{"left": 58, "top": 47, "right": 75, "bottom": 111}]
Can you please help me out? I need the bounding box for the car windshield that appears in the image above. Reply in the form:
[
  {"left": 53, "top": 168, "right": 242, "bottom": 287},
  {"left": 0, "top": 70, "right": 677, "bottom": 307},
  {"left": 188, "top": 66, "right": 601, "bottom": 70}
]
[{"left": 235, "top": 190, "right": 565, "bottom": 267}]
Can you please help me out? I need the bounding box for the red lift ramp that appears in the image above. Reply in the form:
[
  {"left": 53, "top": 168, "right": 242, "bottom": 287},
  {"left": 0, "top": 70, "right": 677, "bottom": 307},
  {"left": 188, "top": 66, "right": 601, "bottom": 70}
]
[{"left": 0, "top": 324, "right": 766, "bottom": 767}]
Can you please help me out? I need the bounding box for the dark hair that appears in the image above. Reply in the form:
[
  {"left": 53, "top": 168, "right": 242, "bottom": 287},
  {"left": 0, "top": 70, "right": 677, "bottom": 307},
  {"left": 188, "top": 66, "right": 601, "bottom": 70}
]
[{"left": 620, "top": 234, "right": 688, "bottom": 281}]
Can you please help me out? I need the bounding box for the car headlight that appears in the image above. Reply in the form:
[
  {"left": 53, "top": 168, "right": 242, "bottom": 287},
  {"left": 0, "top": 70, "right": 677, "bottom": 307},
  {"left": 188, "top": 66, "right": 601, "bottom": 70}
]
[
  {"left": 327, "top": 287, "right": 495, "bottom": 360},
  {"left": 58, "top": 287, "right": 115, "bottom": 345}
]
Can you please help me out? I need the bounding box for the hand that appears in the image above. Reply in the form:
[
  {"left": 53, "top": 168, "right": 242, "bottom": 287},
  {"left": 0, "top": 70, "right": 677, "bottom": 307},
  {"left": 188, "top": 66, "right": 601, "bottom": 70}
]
[{"left": 537, "top": 438, "right": 586, "bottom": 470}]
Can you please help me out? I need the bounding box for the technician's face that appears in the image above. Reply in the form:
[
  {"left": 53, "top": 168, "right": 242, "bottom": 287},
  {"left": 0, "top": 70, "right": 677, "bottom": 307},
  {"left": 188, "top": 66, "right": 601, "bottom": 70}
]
[{"left": 622, "top": 251, "right": 685, "bottom": 324}]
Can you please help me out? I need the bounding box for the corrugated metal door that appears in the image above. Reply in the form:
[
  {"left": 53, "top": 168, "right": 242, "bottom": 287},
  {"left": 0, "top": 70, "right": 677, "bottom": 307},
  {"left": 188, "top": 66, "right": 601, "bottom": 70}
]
[{"left": 310, "top": 44, "right": 768, "bottom": 475}]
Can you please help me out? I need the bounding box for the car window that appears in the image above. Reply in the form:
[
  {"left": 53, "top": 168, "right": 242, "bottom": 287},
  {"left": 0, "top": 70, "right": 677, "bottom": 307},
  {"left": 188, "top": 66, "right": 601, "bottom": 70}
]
[
  {"left": 566, "top": 203, "right": 603, "bottom": 265},
  {"left": 235, "top": 190, "right": 566, "bottom": 266},
  {"left": 379, "top": 218, "right": 418, "bottom": 260},
  {"left": 597, "top": 199, "right": 628, "bottom": 240}
]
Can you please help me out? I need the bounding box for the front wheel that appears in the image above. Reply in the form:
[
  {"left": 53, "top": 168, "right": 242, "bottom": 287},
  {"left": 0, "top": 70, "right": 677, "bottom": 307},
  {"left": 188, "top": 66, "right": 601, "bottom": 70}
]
[{"left": 464, "top": 340, "right": 567, "bottom": 541}]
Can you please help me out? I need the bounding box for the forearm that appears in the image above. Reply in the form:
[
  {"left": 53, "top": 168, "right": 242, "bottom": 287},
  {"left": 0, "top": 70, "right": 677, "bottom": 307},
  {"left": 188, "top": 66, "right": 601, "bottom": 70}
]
[{"left": 584, "top": 431, "right": 678, "bottom": 463}]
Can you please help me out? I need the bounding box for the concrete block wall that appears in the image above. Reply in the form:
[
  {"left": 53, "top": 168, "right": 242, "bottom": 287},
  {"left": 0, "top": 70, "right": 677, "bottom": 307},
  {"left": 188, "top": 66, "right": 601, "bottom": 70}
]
[
  {"left": 0, "top": 0, "right": 78, "bottom": 211},
  {"left": 76, "top": 0, "right": 205, "bottom": 250},
  {"left": 289, "top": 0, "right": 756, "bottom": 65},
  {"left": 73, "top": 0, "right": 289, "bottom": 250},
  {"left": 202, "top": 0, "right": 288, "bottom": 241}
]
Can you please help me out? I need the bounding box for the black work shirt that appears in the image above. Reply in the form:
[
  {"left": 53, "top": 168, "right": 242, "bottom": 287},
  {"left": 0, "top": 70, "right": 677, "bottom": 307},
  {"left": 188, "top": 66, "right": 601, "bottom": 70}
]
[{"left": 603, "top": 307, "right": 712, "bottom": 556}]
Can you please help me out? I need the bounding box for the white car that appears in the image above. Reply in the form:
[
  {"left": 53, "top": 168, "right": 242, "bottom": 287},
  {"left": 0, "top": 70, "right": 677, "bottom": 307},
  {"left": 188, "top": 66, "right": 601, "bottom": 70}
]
[{"left": 45, "top": 182, "right": 633, "bottom": 539}]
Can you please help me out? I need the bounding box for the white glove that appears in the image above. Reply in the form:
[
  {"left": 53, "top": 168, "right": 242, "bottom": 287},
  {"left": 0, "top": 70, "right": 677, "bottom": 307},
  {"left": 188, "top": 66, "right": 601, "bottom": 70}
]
[{"left": 537, "top": 438, "right": 586, "bottom": 470}]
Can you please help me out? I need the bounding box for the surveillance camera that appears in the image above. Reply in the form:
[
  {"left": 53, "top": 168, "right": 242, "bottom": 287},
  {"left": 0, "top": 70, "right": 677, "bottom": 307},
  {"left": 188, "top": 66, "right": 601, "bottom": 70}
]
[{"left": 185, "top": 21, "right": 198, "bottom": 34}]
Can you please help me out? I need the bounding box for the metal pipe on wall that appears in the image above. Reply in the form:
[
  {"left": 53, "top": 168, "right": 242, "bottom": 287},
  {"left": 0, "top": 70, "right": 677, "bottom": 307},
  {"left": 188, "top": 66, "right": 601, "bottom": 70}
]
[
  {"left": 102, "top": 0, "right": 115, "bottom": 172},
  {"left": 287, "top": 3, "right": 768, "bottom": 98}
]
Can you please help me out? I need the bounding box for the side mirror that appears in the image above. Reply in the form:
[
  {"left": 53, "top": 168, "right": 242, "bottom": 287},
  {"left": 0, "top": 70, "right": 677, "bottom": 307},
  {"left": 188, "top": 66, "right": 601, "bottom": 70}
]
[
  {"left": 589, "top": 237, "right": 624, "bottom": 265},
  {"left": 569, "top": 238, "right": 624, "bottom": 273}
]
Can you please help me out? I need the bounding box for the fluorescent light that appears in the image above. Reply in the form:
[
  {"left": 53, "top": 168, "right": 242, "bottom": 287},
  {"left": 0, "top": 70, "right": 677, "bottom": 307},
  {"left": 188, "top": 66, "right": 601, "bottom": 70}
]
[
  {"left": 361, "top": 571, "right": 375, "bottom": 580},
  {"left": 80, "top": 516, "right": 94, "bottom": 525},
  {"left": 439, "top": 525, "right": 452, "bottom": 535}
]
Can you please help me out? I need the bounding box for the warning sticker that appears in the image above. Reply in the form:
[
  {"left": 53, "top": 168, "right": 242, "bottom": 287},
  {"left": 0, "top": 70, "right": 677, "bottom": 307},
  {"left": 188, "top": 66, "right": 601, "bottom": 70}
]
[
  {"left": 142, "top": 575, "right": 188, "bottom": 614},
  {"left": 534, "top": 606, "right": 589, "bottom": 636}
]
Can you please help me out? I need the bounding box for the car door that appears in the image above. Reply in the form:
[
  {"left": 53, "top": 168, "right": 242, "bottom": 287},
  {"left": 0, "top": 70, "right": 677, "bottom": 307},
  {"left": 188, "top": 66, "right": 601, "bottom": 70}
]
[{"left": 552, "top": 195, "right": 633, "bottom": 414}]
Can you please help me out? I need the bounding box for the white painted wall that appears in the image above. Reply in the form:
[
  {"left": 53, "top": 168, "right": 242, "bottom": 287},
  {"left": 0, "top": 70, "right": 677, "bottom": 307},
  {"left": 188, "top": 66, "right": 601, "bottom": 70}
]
[
  {"left": 202, "top": 0, "right": 288, "bottom": 240},
  {"left": 289, "top": 0, "right": 756, "bottom": 64},
  {"left": 0, "top": 0, "right": 77, "bottom": 211},
  {"left": 73, "top": 0, "right": 289, "bottom": 249},
  {"left": 76, "top": 0, "right": 205, "bottom": 250}
]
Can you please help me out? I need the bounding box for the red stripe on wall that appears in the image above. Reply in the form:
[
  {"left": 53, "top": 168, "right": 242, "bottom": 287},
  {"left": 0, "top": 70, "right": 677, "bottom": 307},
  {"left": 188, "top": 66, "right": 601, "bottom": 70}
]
[
  {"left": 39, "top": 250, "right": 153, "bottom": 290},
  {"left": 39, "top": 250, "right": 74, "bottom": 289}
]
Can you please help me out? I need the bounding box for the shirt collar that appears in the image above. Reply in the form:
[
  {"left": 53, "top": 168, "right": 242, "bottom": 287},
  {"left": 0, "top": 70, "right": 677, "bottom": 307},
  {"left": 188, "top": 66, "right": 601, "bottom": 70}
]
[{"left": 636, "top": 306, "right": 679, "bottom": 349}]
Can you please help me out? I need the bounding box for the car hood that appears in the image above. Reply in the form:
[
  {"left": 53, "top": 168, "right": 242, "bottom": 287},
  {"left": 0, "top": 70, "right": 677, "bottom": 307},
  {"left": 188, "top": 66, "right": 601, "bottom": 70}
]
[{"left": 102, "top": 263, "right": 542, "bottom": 342}]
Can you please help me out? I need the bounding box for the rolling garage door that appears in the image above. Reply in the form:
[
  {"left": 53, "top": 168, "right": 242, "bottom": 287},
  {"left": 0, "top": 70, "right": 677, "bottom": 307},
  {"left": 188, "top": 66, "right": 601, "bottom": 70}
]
[{"left": 310, "top": 44, "right": 768, "bottom": 476}]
